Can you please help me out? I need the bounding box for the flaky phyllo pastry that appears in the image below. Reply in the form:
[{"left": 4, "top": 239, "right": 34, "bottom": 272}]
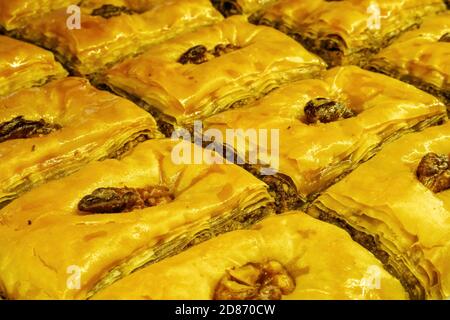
[
  {"left": 0, "top": 77, "right": 160, "bottom": 207},
  {"left": 203, "top": 66, "right": 447, "bottom": 211},
  {"left": 0, "top": 0, "right": 73, "bottom": 31},
  {"left": 101, "top": 16, "right": 326, "bottom": 133},
  {"left": 254, "top": 0, "right": 446, "bottom": 67},
  {"left": 11, "top": 0, "right": 223, "bottom": 76},
  {"left": 0, "top": 36, "right": 67, "bottom": 97},
  {"left": 0, "top": 139, "right": 273, "bottom": 299},
  {"left": 92, "top": 212, "right": 407, "bottom": 300},
  {"left": 367, "top": 13, "right": 450, "bottom": 107},
  {"left": 310, "top": 123, "right": 450, "bottom": 300}
]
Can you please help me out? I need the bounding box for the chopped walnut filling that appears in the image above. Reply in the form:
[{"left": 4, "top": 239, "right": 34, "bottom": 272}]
[
  {"left": 211, "top": 0, "right": 243, "bottom": 17},
  {"left": 91, "top": 4, "right": 134, "bottom": 18},
  {"left": 178, "top": 44, "right": 241, "bottom": 65},
  {"left": 214, "top": 261, "right": 295, "bottom": 300},
  {"left": 0, "top": 116, "right": 61, "bottom": 143},
  {"left": 416, "top": 153, "right": 450, "bottom": 193},
  {"left": 303, "top": 97, "right": 356, "bottom": 124},
  {"left": 439, "top": 33, "right": 450, "bottom": 43},
  {"left": 78, "top": 186, "right": 174, "bottom": 214}
]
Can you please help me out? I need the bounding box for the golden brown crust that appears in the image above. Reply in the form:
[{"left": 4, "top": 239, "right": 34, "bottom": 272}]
[
  {"left": 0, "top": 77, "right": 160, "bottom": 206},
  {"left": 0, "top": 36, "right": 67, "bottom": 97},
  {"left": 92, "top": 212, "right": 407, "bottom": 300},
  {"left": 102, "top": 16, "right": 326, "bottom": 126},
  {"left": 203, "top": 66, "right": 447, "bottom": 203},
  {"left": 367, "top": 13, "right": 450, "bottom": 106},
  {"left": 256, "top": 0, "right": 446, "bottom": 66},
  {"left": 12, "top": 0, "right": 223, "bottom": 76},
  {"left": 211, "top": 0, "right": 276, "bottom": 17},
  {"left": 0, "top": 139, "right": 273, "bottom": 299},
  {"left": 310, "top": 123, "right": 450, "bottom": 299}
]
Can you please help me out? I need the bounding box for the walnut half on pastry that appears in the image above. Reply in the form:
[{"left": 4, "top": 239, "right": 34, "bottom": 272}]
[{"left": 91, "top": 213, "right": 407, "bottom": 300}]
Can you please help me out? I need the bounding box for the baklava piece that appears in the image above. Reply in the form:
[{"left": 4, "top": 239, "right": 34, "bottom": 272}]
[
  {"left": 255, "top": 0, "right": 446, "bottom": 67},
  {"left": 0, "top": 77, "right": 160, "bottom": 207},
  {"left": 211, "top": 0, "right": 276, "bottom": 17},
  {"left": 101, "top": 16, "right": 326, "bottom": 134},
  {"left": 0, "top": 36, "right": 67, "bottom": 97},
  {"left": 367, "top": 13, "right": 450, "bottom": 107},
  {"left": 12, "top": 0, "right": 223, "bottom": 76},
  {"left": 92, "top": 212, "right": 407, "bottom": 300},
  {"left": 0, "top": 139, "right": 273, "bottom": 299},
  {"left": 0, "top": 0, "right": 73, "bottom": 31},
  {"left": 203, "top": 66, "right": 447, "bottom": 212},
  {"left": 310, "top": 123, "right": 450, "bottom": 299}
]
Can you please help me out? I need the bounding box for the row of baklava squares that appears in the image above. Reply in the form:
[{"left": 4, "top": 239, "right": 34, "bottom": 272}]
[{"left": 0, "top": 0, "right": 448, "bottom": 300}]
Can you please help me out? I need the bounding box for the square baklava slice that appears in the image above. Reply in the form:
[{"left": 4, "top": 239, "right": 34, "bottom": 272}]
[
  {"left": 101, "top": 16, "right": 326, "bottom": 134},
  {"left": 0, "top": 77, "right": 160, "bottom": 207},
  {"left": 211, "top": 0, "right": 276, "bottom": 17},
  {"left": 203, "top": 66, "right": 447, "bottom": 212},
  {"left": 310, "top": 122, "right": 450, "bottom": 300},
  {"left": 12, "top": 0, "right": 223, "bottom": 76},
  {"left": 0, "top": 139, "right": 273, "bottom": 299},
  {"left": 255, "top": 0, "right": 446, "bottom": 67},
  {"left": 92, "top": 212, "right": 407, "bottom": 300},
  {"left": 0, "top": 36, "right": 67, "bottom": 97},
  {"left": 367, "top": 12, "right": 450, "bottom": 107}
]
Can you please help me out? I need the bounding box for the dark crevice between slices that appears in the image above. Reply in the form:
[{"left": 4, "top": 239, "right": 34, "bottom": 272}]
[
  {"left": 88, "top": 204, "right": 273, "bottom": 298},
  {"left": 0, "top": 130, "right": 154, "bottom": 210},
  {"left": 302, "top": 97, "right": 356, "bottom": 124},
  {"left": 439, "top": 33, "right": 450, "bottom": 42},
  {"left": 416, "top": 153, "right": 450, "bottom": 193},
  {"left": 366, "top": 65, "right": 450, "bottom": 107},
  {"left": 245, "top": 165, "right": 304, "bottom": 214},
  {"left": 91, "top": 4, "right": 135, "bottom": 19},
  {"left": 94, "top": 83, "right": 176, "bottom": 137},
  {"left": 214, "top": 260, "right": 296, "bottom": 300},
  {"left": 0, "top": 116, "right": 61, "bottom": 143},
  {"left": 178, "top": 44, "right": 241, "bottom": 65},
  {"left": 293, "top": 33, "right": 348, "bottom": 67},
  {"left": 106, "top": 131, "right": 152, "bottom": 159},
  {"left": 202, "top": 139, "right": 305, "bottom": 214},
  {"left": 197, "top": 138, "right": 303, "bottom": 213},
  {"left": 78, "top": 186, "right": 174, "bottom": 214},
  {"left": 314, "top": 208, "right": 426, "bottom": 300},
  {"left": 211, "top": 0, "right": 243, "bottom": 17}
]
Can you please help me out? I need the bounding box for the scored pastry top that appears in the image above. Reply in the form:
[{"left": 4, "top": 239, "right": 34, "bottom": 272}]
[{"left": 0, "top": 36, "right": 67, "bottom": 97}]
